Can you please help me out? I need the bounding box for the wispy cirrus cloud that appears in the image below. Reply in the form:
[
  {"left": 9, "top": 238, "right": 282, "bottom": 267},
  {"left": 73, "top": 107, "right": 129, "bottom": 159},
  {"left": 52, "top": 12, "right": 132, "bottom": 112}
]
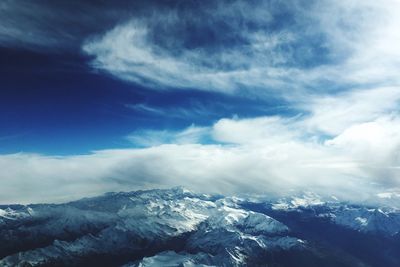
[
  {"left": 0, "top": 0, "right": 138, "bottom": 50},
  {"left": 83, "top": 0, "right": 400, "bottom": 97},
  {"left": 126, "top": 125, "right": 210, "bottom": 147},
  {"left": 125, "top": 103, "right": 218, "bottom": 119},
  {"left": 82, "top": 1, "right": 309, "bottom": 94}
]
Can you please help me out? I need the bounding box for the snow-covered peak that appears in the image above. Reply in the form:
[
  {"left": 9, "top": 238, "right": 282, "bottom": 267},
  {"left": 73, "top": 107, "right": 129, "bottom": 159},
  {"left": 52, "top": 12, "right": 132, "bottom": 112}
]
[
  {"left": 239, "top": 212, "right": 288, "bottom": 235},
  {"left": 0, "top": 206, "right": 33, "bottom": 222},
  {"left": 116, "top": 196, "right": 216, "bottom": 236},
  {"left": 271, "top": 192, "right": 325, "bottom": 210},
  {"left": 331, "top": 206, "right": 400, "bottom": 235}
]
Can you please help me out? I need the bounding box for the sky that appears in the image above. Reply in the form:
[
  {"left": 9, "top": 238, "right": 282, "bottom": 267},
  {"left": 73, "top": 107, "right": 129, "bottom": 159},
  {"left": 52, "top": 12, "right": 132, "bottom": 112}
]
[{"left": 1, "top": 0, "right": 400, "bottom": 204}]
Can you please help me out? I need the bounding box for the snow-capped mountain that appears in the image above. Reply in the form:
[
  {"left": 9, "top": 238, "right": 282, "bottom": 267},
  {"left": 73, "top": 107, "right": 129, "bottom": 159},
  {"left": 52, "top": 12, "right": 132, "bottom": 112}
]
[
  {"left": 263, "top": 192, "right": 400, "bottom": 235},
  {"left": 0, "top": 188, "right": 399, "bottom": 267}
]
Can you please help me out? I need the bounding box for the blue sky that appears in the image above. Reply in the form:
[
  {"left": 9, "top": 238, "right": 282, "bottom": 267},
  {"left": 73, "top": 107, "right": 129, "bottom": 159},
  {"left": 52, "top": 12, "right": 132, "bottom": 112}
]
[{"left": 1, "top": 0, "right": 400, "bottom": 203}]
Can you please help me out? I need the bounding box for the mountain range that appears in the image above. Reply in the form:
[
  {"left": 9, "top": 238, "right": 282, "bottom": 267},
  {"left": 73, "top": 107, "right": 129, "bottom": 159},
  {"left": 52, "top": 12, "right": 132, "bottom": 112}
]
[{"left": 1, "top": 187, "right": 399, "bottom": 267}]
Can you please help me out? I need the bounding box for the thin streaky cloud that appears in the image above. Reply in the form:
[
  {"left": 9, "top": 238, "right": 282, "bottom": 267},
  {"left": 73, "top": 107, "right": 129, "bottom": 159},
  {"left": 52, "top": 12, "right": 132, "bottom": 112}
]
[{"left": 83, "top": 0, "right": 400, "bottom": 98}]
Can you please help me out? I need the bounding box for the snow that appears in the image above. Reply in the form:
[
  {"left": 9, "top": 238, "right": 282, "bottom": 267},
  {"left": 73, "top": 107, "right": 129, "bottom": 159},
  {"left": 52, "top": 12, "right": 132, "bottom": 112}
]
[
  {"left": 0, "top": 207, "right": 32, "bottom": 220},
  {"left": 355, "top": 217, "right": 368, "bottom": 226},
  {"left": 272, "top": 193, "right": 324, "bottom": 210},
  {"left": 125, "top": 251, "right": 215, "bottom": 267},
  {"left": 271, "top": 202, "right": 290, "bottom": 210}
]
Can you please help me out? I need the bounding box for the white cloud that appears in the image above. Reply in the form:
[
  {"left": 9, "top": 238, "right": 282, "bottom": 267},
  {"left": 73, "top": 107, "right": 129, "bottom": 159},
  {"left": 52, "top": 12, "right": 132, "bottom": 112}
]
[
  {"left": 302, "top": 86, "right": 400, "bottom": 135},
  {"left": 0, "top": 143, "right": 359, "bottom": 205},
  {"left": 2, "top": 87, "right": 400, "bottom": 204},
  {"left": 305, "top": 0, "right": 400, "bottom": 88},
  {"left": 212, "top": 116, "right": 299, "bottom": 145},
  {"left": 125, "top": 102, "right": 221, "bottom": 119},
  {"left": 0, "top": 1, "right": 134, "bottom": 50},
  {"left": 83, "top": 0, "right": 400, "bottom": 97},
  {"left": 81, "top": 1, "right": 305, "bottom": 93},
  {"left": 127, "top": 125, "right": 210, "bottom": 147},
  {"left": 83, "top": 21, "right": 286, "bottom": 93},
  {"left": 325, "top": 117, "right": 400, "bottom": 184}
]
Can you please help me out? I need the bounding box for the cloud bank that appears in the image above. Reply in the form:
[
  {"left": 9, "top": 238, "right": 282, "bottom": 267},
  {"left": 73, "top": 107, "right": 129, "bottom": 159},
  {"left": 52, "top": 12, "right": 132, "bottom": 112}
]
[{"left": 1, "top": 86, "right": 400, "bottom": 204}]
